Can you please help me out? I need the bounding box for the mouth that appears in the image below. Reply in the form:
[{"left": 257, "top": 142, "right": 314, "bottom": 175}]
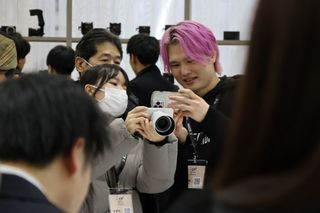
[{"left": 183, "top": 77, "right": 197, "bottom": 85}]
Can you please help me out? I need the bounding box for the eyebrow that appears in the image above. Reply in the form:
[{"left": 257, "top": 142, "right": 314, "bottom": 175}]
[
  {"left": 99, "top": 53, "right": 121, "bottom": 60},
  {"left": 169, "top": 61, "right": 179, "bottom": 64}
]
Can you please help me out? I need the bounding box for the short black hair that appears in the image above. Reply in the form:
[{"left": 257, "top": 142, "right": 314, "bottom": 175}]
[
  {"left": 0, "top": 73, "right": 110, "bottom": 167},
  {"left": 6, "top": 32, "right": 30, "bottom": 60},
  {"left": 47, "top": 45, "right": 75, "bottom": 75},
  {"left": 126, "top": 34, "right": 159, "bottom": 65},
  {"left": 76, "top": 28, "right": 122, "bottom": 61},
  {"left": 79, "top": 63, "right": 131, "bottom": 97}
]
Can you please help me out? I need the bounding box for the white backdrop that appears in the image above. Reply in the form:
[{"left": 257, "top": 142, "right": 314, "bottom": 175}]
[{"left": 0, "top": 0, "right": 258, "bottom": 79}]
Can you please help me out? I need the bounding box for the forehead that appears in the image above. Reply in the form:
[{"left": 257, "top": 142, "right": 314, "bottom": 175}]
[
  {"left": 168, "top": 43, "right": 187, "bottom": 62},
  {"left": 102, "top": 72, "right": 126, "bottom": 85},
  {"left": 94, "top": 42, "right": 121, "bottom": 58}
]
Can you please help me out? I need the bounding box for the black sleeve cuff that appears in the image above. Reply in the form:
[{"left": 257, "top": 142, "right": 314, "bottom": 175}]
[{"left": 146, "top": 137, "right": 169, "bottom": 147}]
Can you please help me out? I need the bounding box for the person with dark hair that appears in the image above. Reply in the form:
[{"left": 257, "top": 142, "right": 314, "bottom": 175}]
[
  {"left": 159, "top": 20, "right": 240, "bottom": 209},
  {"left": 6, "top": 31, "right": 30, "bottom": 71},
  {"left": 127, "top": 33, "right": 178, "bottom": 107},
  {"left": 0, "top": 33, "right": 19, "bottom": 81},
  {"left": 78, "top": 64, "right": 178, "bottom": 213},
  {"left": 212, "top": 0, "right": 320, "bottom": 211},
  {"left": 74, "top": 28, "right": 138, "bottom": 117},
  {"left": 47, "top": 45, "right": 75, "bottom": 76},
  {"left": 75, "top": 28, "right": 122, "bottom": 74},
  {"left": 0, "top": 73, "right": 110, "bottom": 213}
]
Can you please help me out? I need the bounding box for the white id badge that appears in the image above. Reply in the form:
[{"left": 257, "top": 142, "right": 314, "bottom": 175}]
[
  {"left": 108, "top": 188, "right": 134, "bottom": 213},
  {"left": 187, "top": 159, "right": 207, "bottom": 189}
]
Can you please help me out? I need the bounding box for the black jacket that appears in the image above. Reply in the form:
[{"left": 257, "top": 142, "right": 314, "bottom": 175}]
[
  {"left": 130, "top": 65, "right": 178, "bottom": 107},
  {"left": 169, "top": 76, "right": 240, "bottom": 207},
  {"left": 0, "top": 174, "right": 64, "bottom": 213}
]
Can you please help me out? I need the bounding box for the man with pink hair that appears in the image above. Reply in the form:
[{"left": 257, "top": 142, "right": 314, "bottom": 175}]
[{"left": 160, "top": 20, "right": 240, "bottom": 207}]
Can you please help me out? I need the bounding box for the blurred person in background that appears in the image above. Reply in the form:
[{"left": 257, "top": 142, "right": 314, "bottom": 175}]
[
  {"left": 6, "top": 32, "right": 30, "bottom": 72},
  {"left": 47, "top": 45, "right": 75, "bottom": 77},
  {"left": 0, "top": 34, "right": 19, "bottom": 81}
]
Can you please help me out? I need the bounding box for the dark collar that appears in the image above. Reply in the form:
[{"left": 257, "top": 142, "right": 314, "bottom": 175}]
[
  {"left": 135, "top": 64, "right": 160, "bottom": 77},
  {"left": 0, "top": 174, "right": 48, "bottom": 202},
  {"left": 202, "top": 75, "right": 228, "bottom": 101}
]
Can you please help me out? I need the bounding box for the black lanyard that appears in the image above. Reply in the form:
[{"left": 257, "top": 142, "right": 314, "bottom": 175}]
[
  {"left": 185, "top": 95, "right": 221, "bottom": 162},
  {"left": 105, "top": 155, "right": 127, "bottom": 188}
]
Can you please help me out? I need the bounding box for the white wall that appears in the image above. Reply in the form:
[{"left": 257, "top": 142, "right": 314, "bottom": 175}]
[{"left": 0, "top": 0, "right": 258, "bottom": 78}]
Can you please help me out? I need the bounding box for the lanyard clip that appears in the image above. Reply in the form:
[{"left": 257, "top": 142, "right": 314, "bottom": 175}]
[{"left": 193, "top": 152, "right": 198, "bottom": 163}]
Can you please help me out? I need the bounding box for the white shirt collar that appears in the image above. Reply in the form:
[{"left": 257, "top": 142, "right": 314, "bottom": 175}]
[{"left": 0, "top": 164, "right": 44, "bottom": 192}]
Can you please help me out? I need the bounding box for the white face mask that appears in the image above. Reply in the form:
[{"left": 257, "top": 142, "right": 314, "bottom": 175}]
[{"left": 96, "top": 87, "right": 128, "bottom": 117}]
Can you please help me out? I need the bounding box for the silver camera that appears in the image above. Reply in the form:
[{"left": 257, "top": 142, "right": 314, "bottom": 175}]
[{"left": 147, "top": 108, "right": 175, "bottom": 136}]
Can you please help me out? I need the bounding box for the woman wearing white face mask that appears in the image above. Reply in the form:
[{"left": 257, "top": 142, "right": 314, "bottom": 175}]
[{"left": 79, "top": 64, "right": 178, "bottom": 213}]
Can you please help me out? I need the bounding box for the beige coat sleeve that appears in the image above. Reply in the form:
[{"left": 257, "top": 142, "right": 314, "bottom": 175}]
[
  {"left": 136, "top": 134, "right": 178, "bottom": 193},
  {"left": 92, "top": 118, "right": 139, "bottom": 179},
  {"left": 118, "top": 134, "right": 178, "bottom": 193}
]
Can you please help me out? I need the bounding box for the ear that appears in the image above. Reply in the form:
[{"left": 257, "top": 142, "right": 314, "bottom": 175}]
[
  {"left": 75, "top": 56, "right": 87, "bottom": 73},
  {"left": 129, "top": 54, "right": 133, "bottom": 65},
  {"left": 17, "top": 58, "right": 26, "bottom": 71},
  {"left": 65, "top": 137, "right": 86, "bottom": 175},
  {"left": 47, "top": 65, "right": 56, "bottom": 74},
  {"left": 132, "top": 54, "right": 139, "bottom": 65},
  {"left": 210, "top": 53, "right": 217, "bottom": 64},
  {"left": 84, "top": 84, "right": 95, "bottom": 96},
  {"left": 130, "top": 54, "right": 140, "bottom": 74}
]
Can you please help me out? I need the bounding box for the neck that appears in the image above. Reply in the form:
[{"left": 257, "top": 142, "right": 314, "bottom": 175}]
[
  {"left": 2, "top": 160, "right": 77, "bottom": 213},
  {"left": 135, "top": 64, "right": 151, "bottom": 75},
  {"left": 198, "top": 74, "right": 220, "bottom": 97}
]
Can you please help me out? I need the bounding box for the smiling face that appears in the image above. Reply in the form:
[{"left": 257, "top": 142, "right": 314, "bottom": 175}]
[{"left": 168, "top": 42, "right": 219, "bottom": 97}]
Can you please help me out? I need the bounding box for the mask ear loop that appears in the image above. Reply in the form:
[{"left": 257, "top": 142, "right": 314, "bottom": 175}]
[
  {"left": 80, "top": 57, "right": 93, "bottom": 67},
  {"left": 92, "top": 68, "right": 120, "bottom": 99},
  {"left": 90, "top": 85, "right": 107, "bottom": 101}
]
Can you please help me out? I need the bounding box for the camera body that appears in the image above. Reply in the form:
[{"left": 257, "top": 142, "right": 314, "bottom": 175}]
[
  {"left": 29, "top": 9, "right": 45, "bottom": 36},
  {"left": 137, "top": 26, "right": 150, "bottom": 35},
  {"left": 79, "top": 22, "right": 93, "bottom": 35},
  {"left": 146, "top": 108, "right": 175, "bottom": 136},
  {"left": 108, "top": 23, "right": 121, "bottom": 36},
  {"left": 0, "top": 26, "right": 16, "bottom": 34}
]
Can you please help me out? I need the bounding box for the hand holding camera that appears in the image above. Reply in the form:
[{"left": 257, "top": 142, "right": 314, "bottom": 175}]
[
  {"left": 173, "top": 110, "right": 188, "bottom": 144},
  {"left": 168, "top": 88, "right": 210, "bottom": 123},
  {"left": 146, "top": 108, "right": 175, "bottom": 136},
  {"left": 125, "top": 106, "right": 167, "bottom": 142}
]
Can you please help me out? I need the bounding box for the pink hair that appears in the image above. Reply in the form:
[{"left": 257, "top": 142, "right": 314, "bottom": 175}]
[{"left": 160, "top": 20, "right": 222, "bottom": 74}]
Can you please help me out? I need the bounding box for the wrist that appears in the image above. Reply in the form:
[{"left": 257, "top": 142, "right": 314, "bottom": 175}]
[{"left": 147, "top": 137, "right": 168, "bottom": 147}]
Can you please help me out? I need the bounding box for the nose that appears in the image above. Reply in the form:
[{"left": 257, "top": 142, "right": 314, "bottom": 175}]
[
  {"left": 109, "top": 59, "right": 116, "bottom": 65},
  {"left": 180, "top": 63, "right": 191, "bottom": 76}
]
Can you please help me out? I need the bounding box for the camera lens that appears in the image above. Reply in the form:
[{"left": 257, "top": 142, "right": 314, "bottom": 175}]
[
  {"left": 155, "top": 116, "right": 171, "bottom": 131},
  {"left": 154, "top": 115, "right": 175, "bottom": 136},
  {"left": 148, "top": 108, "right": 175, "bottom": 136},
  {"left": 7, "top": 27, "right": 15, "bottom": 33}
]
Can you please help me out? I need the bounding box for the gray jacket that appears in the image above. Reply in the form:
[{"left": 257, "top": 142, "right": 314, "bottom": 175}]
[{"left": 80, "top": 118, "right": 178, "bottom": 213}]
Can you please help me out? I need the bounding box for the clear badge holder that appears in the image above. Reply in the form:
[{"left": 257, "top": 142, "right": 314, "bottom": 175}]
[
  {"left": 187, "top": 159, "right": 208, "bottom": 189},
  {"left": 108, "top": 188, "right": 134, "bottom": 213}
]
